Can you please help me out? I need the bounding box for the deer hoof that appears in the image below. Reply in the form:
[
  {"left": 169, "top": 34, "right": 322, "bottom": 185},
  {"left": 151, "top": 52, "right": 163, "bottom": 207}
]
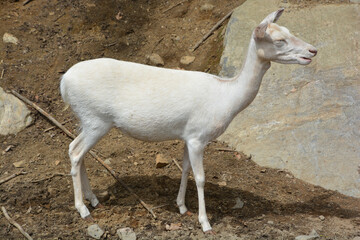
[
  {"left": 184, "top": 211, "right": 193, "bottom": 216},
  {"left": 83, "top": 215, "right": 94, "bottom": 223},
  {"left": 95, "top": 203, "right": 104, "bottom": 209},
  {"left": 204, "top": 230, "right": 216, "bottom": 235}
]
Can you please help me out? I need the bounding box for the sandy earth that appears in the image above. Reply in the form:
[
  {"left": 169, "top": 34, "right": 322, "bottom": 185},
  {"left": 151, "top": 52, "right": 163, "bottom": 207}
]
[{"left": 0, "top": 0, "right": 359, "bottom": 239}]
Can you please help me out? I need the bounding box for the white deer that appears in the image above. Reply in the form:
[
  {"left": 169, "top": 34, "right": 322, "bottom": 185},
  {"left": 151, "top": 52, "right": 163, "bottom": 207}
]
[{"left": 60, "top": 9, "right": 317, "bottom": 234}]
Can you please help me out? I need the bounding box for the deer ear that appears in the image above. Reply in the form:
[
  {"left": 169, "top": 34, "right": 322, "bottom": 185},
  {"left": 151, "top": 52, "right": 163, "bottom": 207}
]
[
  {"left": 254, "top": 22, "right": 268, "bottom": 40},
  {"left": 260, "top": 8, "right": 284, "bottom": 24}
]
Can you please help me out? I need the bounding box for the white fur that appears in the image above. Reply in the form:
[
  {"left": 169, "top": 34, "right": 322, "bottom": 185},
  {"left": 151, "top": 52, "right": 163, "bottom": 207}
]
[{"left": 60, "top": 9, "right": 317, "bottom": 233}]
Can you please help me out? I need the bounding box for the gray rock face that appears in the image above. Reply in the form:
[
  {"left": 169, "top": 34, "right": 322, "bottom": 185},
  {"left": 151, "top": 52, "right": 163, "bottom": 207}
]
[
  {"left": 219, "top": 1, "right": 360, "bottom": 197},
  {"left": 0, "top": 88, "right": 33, "bottom": 135}
]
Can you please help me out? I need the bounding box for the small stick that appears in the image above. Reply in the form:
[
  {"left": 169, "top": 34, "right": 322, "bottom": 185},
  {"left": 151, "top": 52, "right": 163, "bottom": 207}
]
[
  {"left": 215, "top": 148, "right": 237, "bottom": 152},
  {"left": 54, "top": 13, "right": 65, "bottom": 22},
  {"left": 150, "top": 203, "right": 170, "bottom": 210},
  {"left": 191, "top": 9, "right": 234, "bottom": 52},
  {"left": 11, "top": 90, "right": 76, "bottom": 138},
  {"left": 103, "top": 42, "right": 117, "bottom": 48},
  {"left": 162, "top": 0, "right": 187, "bottom": 13},
  {"left": 1, "top": 206, "right": 33, "bottom": 240},
  {"left": 11, "top": 90, "right": 157, "bottom": 219},
  {"left": 44, "top": 119, "right": 71, "bottom": 132},
  {"left": 31, "top": 173, "right": 69, "bottom": 183},
  {"left": 0, "top": 171, "right": 27, "bottom": 185},
  {"left": 172, "top": 158, "right": 183, "bottom": 172},
  {"left": 23, "top": 0, "right": 34, "bottom": 6},
  {"left": 0, "top": 59, "right": 4, "bottom": 79}
]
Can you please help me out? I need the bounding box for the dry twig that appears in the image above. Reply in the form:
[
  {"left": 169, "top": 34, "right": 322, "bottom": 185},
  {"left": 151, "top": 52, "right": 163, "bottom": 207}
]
[
  {"left": 31, "top": 173, "right": 69, "bottom": 183},
  {"left": 191, "top": 9, "right": 234, "bottom": 52},
  {"left": 0, "top": 60, "right": 4, "bottom": 79},
  {"left": 215, "top": 148, "right": 237, "bottom": 152},
  {"left": 44, "top": 119, "right": 71, "bottom": 132},
  {"left": 22, "top": 0, "right": 34, "bottom": 6},
  {"left": 1, "top": 206, "right": 33, "bottom": 240},
  {"left": 11, "top": 90, "right": 157, "bottom": 219},
  {"left": 162, "top": 0, "right": 188, "bottom": 13},
  {"left": 150, "top": 203, "right": 170, "bottom": 211},
  {"left": 0, "top": 171, "right": 27, "bottom": 185},
  {"left": 172, "top": 158, "right": 183, "bottom": 172}
]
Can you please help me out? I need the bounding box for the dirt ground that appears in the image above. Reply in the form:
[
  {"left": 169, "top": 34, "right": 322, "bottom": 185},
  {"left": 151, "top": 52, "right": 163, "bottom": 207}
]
[{"left": 1, "top": 0, "right": 359, "bottom": 239}]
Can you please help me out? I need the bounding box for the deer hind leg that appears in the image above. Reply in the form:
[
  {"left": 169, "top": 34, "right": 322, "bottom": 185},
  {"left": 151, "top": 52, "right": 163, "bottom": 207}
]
[
  {"left": 80, "top": 160, "right": 100, "bottom": 208},
  {"left": 69, "top": 118, "right": 112, "bottom": 219},
  {"left": 177, "top": 143, "right": 191, "bottom": 215}
]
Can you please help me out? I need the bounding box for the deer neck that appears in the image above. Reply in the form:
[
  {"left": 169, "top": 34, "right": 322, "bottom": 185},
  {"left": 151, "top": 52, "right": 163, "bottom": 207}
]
[{"left": 229, "top": 38, "right": 270, "bottom": 114}]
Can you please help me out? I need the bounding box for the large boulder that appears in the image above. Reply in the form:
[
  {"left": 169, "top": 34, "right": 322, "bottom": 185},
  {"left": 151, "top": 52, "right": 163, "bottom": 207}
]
[
  {"left": 219, "top": 1, "right": 360, "bottom": 197},
  {"left": 0, "top": 87, "right": 33, "bottom": 135}
]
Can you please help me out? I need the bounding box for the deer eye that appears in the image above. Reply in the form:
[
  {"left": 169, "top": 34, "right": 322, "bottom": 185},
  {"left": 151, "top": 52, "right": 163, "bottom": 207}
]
[{"left": 275, "top": 39, "right": 286, "bottom": 46}]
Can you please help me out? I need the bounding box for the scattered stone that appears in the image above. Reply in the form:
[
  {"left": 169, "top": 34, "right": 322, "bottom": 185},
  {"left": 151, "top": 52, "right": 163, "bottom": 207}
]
[
  {"left": 117, "top": 227, "right": 136, "bottom": 240},
  {"left": 13, "top": 160, "right": 25, "bottom": 168},
  {"left": 165, "top": 223, "right": 182, "bottom": 231},
  {"left": 260, "top": 169, "right": 266, "bottom": 173},
  {"left": 267, "top": 220, "right": 274, "bottom": 225},
  {"left": 97, "top": 190, "right": 110, "bottom": 202},
  {"left": 87, "top": 224, "right": 104, "bottom": 239},
  {"left": 155, "top": 154, "right": 169, "bottom": 168},
  {"left": 200, "top": 3, "right": 214, "bottom": 12},
  {"left": 295, "top": 229, "right": 320, "bottom": 240},
  {"left": 25, "top": 206, "right": 32, "bottom": 214},
  {"left": 147, "top": 53, "right": 164, "bottom": 66},
  {"left": 3, "top": 33, "right": 19, "bottom": 45},
  {"left": 55, "top": 160, "right": 61, "bottom": 166},
  {"left": 319, "top": 215, "right": 325, "bottom": 221},
  {"left": 4, "top": 145, "right": 14, "bottom": 152},
  {"left": 180, "top": 56, "right": 195, "bottom": 65},
  {"left": 104, "top": 158, "right": 112, "bottom": 165},
  {"left": 218, "top": 181, "right": 227, "bottom": 186},
  {"left": 47, "top": 187, "right": 58, "bottom": 197},
  {"left": 285, "top": 174, "right": 294, "bottom": 179},
  {"left": 232, "top": 197, "right": 244, "bottom": 209}
]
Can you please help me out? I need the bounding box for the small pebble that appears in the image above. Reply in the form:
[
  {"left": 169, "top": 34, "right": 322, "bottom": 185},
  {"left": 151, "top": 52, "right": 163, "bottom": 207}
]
[
  {"left": 180, "top": 56, "right": 195, "bottom": 65},
  {"left": 232, "top": 197, "right": 244, "bottom": 209},
  {"left": 13, "top": 160, "right": 25, "bottom": 168},
  {"left": 155, "top": 154, "right": 169, "bottom": 168},
  {"left": 147, "top": 53, "right": 164, "bottom": 66},
  {"left": 87, "top": 224, "right": 104, "bottom": 239},
  {"left": 3, "top": 33, "right": 19, "bottom": 45},
  {"left": 117, "top": 227, "right": 136, "bottom": 240},
  {"left": 200, "top": 3, "right": 214, "bottom": 12}
]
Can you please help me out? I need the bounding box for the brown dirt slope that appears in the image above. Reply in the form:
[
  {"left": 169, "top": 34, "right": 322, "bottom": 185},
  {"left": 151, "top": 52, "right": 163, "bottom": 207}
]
[{"left": 0, "top": 0, "right": 358, "bottom": 239}]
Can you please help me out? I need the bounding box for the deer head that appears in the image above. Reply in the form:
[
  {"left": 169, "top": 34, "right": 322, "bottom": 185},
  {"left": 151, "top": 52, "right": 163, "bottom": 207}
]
[{"left": 254, "top": 8, "right": 317, "bottom": 65}]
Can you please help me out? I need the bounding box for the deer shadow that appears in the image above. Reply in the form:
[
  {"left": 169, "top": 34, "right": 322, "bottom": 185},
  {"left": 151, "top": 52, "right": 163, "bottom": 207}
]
[{"left": 105, "top": 174, "right": 359, "bottom": 225}]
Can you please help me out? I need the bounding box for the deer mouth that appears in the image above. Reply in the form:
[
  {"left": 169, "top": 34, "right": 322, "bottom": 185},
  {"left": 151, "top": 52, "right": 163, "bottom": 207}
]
[
  {"left": 299, "top": 57, "right": 312, "bottom": 64},
  {"left": 300, "top": 57, "right": 312, "bottom": 62}
]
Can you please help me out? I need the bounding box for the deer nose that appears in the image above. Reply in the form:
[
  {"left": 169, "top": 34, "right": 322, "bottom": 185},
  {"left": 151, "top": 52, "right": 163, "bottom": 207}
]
[{"left": 309, "top": 49, "right": 317, "bottom": 56}]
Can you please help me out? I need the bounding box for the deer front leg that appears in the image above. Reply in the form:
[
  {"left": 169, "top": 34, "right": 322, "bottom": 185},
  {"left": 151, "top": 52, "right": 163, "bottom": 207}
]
[{"left": 187, "top": 139, "right": 213, "bottom": 233}]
